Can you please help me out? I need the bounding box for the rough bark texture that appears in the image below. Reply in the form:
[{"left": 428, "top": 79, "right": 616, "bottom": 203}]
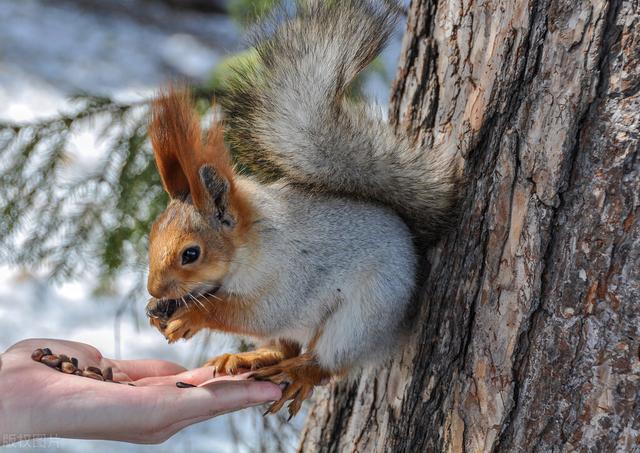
[{"left": 299, "top": 0, "right": 639, "bottom": 451}]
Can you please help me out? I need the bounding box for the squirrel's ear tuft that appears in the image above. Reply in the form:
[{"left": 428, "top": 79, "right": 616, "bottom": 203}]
[
  {"left": 149, "top": 87, "right": 206, "bottom": 201},
  {"left": 148, "top": 88, "right": 195, "bottom": 199}
]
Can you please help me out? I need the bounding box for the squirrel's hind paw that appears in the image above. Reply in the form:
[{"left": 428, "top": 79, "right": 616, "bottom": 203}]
[{"left": 251, "top": 354, "right": 331, "bottom": 420}]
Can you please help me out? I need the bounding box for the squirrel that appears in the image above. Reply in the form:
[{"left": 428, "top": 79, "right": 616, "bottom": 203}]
[{"left": 145, "top": 0, "right": 459, "bottom": 419}]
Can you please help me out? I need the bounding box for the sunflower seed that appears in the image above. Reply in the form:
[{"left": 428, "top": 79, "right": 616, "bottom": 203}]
[
  {"left": 61, "top": 362, "right": 76, "bottom": 374},
  {"left": 82, "top": 370, "right": 104, "bottom": 381},
  {"left": 31, "top": 349, "right": 45, "bottom": 362},
  {"left": 41, "top": 355, "right": 62, "bottom": 368},
  {"left": 32, "top": 348, "right": 123, "bottom": 385},
  {"left": 86, "top": 366, "right": 103, "bottom": 376}
]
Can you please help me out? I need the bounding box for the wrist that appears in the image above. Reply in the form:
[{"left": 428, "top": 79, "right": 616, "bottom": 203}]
[
  {"left": 0, "top": 352, "right": 48, "bottom": 445},
  {"left": 0, "top": 355, "right": 22, "bottom": 444}
]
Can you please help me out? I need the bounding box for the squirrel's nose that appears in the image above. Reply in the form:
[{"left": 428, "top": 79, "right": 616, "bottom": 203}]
[
  {"left": 148, "top": 287, "right": 163, "bottom": 299},
  {"left": 147, "top": 277, "right": 168, "bottom": 299}
]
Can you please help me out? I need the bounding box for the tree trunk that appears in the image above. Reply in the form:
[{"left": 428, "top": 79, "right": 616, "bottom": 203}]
[{"left": 299, "top": 0, "right": 639, "bottom": 451}]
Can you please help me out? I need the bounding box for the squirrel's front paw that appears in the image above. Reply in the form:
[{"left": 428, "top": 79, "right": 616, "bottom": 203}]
[
  {"left": 146, "top": 299, "right": 203, "bottom": 343},
  {"left": 205, "top": 349, "right": 287, "bottom": 376},
  {"left": 163, "top": 314, "right": 201, "bottom": 343}
]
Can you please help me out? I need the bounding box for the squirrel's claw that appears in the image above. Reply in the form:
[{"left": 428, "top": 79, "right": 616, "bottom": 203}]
[
  {"left": 258, "top": 373, "right": 314, "bottom": 419},
  {"left": 250, "top": 354, "right": 329, "bottom": 420}
]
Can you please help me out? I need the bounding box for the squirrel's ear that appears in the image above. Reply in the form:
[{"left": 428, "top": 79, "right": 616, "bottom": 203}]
[
  {"left": 149, "top": 88, "right": 247, "bottom": 225},
  {"left": 148, "top": 88, "right": 200, "bottom": 199},
  {"left": 199, "top": 164, "right": 235, "bottom": 229},
  {"left": 193, "top": 107, "right": 242, "bottom": 227}
]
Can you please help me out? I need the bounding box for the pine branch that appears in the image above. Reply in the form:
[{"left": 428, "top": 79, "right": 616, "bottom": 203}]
[{"left": 0, "top": 96, "right": 171, "bottom": 283}]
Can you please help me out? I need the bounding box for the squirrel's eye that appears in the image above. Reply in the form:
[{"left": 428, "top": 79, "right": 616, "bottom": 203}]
[{"left": 181, "top": 246, "right": 200, "bottom": 265}]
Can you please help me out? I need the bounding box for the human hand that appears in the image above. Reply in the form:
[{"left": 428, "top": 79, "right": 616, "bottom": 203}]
[{"left": 0, "top": 339, "right": 281, "bottom": 444}]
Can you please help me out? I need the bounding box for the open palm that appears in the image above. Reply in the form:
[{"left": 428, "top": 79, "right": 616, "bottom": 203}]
[{"left": 0, "top": 339, "right": 281, "bottom": 444}]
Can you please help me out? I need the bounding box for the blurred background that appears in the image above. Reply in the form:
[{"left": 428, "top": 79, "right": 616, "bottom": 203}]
[{"left": 0, "top": 0, "right": 406, "bottom": 451}]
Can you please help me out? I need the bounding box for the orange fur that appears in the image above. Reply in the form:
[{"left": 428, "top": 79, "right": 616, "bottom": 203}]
[
  {"left": 147, "top": 290, "right": 260, "bottom": 342},
  {"left": 148, "top": 87, "right": 252, "bottom": 229},
  {"left": 146, "top": 202, "right": 236, "bottom": 299},
  {"left": 204, "top": 340, "right": 301, "bottom": 375},
  {"left": 149, "top": 88, "right": 201, "bottom": 201},
  {"left": 252, "top": 353, "right": 334, "bottom": 418},
  {"left": 203, "top": 107, "right": 255, "bottom": 236},
  {"left": 307, "top": 326, "right": 324, "bottom": 351}
]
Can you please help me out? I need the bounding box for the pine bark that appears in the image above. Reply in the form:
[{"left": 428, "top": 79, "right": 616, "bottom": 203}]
[{"left": 299, "top": 0, "right": 639, "bottom": 451}]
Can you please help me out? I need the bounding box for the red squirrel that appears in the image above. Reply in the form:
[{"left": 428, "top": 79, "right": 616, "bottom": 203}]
[{"left": 145, "top": 1, "right": 459, "bottom": 418}]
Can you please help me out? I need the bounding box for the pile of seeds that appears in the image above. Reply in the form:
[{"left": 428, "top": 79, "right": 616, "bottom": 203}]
[
  {"left": 31, "top": 347, "right": 197, "bottom": 389},
  {"left": 31, "top": 347, "right": 126, "bottom": 384},
  {"left": 31, "top": 348, "right": 195, "bottom": 389}
]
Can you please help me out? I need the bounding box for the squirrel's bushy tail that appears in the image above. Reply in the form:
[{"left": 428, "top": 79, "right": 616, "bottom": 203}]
[{"left": 223, "top": 0, "right": 459, "bottom": 240}]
